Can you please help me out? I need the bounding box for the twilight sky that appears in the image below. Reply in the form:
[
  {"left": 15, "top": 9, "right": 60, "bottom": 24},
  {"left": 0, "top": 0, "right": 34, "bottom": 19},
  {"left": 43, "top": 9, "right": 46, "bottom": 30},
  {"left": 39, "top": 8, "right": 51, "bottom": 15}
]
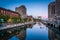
[{"left": 0, "top": 0, "right": 55, "bottom": 18}]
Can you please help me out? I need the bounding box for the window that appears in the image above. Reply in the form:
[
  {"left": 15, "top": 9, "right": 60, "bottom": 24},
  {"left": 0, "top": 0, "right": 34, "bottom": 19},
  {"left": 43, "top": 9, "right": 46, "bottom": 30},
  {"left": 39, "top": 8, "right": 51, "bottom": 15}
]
[{"left": 1, "top": 10, "right": 3, "bottom": 13}]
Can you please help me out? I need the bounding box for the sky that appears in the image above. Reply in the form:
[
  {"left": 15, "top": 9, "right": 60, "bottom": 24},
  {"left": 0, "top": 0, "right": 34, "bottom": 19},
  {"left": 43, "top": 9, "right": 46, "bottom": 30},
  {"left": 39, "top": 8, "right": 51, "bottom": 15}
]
[{"left": 0, "top": 0, "right": 55, "bottom": 18}]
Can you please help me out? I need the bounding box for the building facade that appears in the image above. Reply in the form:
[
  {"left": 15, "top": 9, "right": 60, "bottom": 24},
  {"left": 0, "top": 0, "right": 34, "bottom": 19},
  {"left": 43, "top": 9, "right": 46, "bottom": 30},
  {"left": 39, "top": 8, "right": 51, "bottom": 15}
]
[
  {"left": 55, "top": 0, "right": 60, "bottom": 22},
  {"left": 48, "top": 0, "right": 60, "bottom": 23},
  {"left": 0, "top": 7, "right": 21, "bottom": 18},
  {"left": 15, "top": 5, "right": 27, "bottom": 18},
  {"left": 48, "top": 2, "right": 55, "bottom": 21},
  {"left": 27, "top": 16, "right": 34, "bottom": 22}
]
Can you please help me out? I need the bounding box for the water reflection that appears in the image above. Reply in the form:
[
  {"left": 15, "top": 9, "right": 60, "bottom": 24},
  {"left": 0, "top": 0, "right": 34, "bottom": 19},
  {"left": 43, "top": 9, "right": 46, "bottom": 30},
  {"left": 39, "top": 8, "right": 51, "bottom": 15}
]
[
  {"left": 0, "top": 24, "right": 34, "bottom": 40},
  {"left": 48, "top": 29, "right": 60, "bottom": 40},
  {"left": 26, "top": 23, "right": 48, "bottom": 40},
  {"left": 0, "top": 23, "right": 60, "bottom": 40}
]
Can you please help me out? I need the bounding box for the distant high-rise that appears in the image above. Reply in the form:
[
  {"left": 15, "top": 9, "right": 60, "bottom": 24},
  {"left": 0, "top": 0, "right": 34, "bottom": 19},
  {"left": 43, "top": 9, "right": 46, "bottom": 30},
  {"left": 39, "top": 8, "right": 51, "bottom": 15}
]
[
  {"left": 15, "top": 5, "right": 27, "bottom": 18},
  {"left": 48, "top": 2, "right": 55, "bottom": 21}
]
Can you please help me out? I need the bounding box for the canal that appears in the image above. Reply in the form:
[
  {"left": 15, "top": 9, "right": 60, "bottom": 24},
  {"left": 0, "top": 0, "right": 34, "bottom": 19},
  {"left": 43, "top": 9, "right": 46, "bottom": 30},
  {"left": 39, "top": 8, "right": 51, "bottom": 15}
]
[{"left": 0, "top": 22, "right": 60, "bottom": 40}]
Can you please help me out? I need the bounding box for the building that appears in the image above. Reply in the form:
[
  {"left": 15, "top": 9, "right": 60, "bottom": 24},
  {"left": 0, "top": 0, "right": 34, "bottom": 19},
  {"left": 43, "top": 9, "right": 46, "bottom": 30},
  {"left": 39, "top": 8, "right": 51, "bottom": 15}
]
[
  {"left": 15, "top": 5, "right": 27, "bottom": 18},
  {"left": 55, "top": 0, "right": 60, "bottom": 22},
  {"left": 48, "top": 0, "right": 60, "bottom": 23},
  {"left": 48, "top": 2, "right": 55, "bottom": 21},
  {"left": 27, "top": 16, "right": 34, "bottom": 22},
  {"left": 56, "top": 0, "right": 60, "bottom": 2},
  {"left": 0, "top": 7, "right": 21, "bottom": 18},
  {"left": 38, "top": 16, "right": 41, "bottom": 19}
]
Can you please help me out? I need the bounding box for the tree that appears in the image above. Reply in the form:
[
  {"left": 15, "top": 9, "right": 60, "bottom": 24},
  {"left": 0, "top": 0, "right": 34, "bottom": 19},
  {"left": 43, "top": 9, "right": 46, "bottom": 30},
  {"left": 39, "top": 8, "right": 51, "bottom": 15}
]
[
  {"left": 12, "top": 17, "right": 22, "bottom": 23},
  {"left": 0, "top": 14, "right": 10, "bottom": 22},
  {"left": 3, "top": 15, "right": 10, "bottom": 22}
]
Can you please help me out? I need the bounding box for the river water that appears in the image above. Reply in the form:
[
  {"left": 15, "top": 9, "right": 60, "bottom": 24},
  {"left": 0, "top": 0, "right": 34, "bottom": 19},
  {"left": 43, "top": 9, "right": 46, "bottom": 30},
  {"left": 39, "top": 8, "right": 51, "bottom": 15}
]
[
  {"left": 1, "top": 23, "right": 59, "bottom": 40},
  {"left": 8, "top": 23, "right": 48, "bottom": 40}
]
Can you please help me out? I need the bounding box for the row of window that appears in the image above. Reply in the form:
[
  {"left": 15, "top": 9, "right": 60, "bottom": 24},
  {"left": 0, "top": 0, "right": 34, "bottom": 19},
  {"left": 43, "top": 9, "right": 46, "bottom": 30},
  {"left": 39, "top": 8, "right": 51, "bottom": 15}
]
[{"left": 0, "top": 9, "right": 20, "bottom": 17}]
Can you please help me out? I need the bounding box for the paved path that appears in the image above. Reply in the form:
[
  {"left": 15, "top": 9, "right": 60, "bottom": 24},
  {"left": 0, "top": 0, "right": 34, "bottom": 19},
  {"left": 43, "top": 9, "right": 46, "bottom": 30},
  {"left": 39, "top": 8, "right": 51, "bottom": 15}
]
[{"left": 0, "top": 22, "right": 35, "bottom": 30}]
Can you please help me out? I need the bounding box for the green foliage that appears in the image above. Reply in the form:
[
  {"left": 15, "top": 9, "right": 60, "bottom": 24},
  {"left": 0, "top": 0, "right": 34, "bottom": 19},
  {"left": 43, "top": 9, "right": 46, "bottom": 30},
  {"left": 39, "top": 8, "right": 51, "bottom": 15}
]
[
  {"left": 12, "top": 17, "right": 22, "bottom": 23},
  {"left": 0, "top": 13, "right": 28, "bottom": 24},
  {"left": 0, "top": 14, "right": 10, "bottom": 22},
  {"left": 0, "top": 14, "right": 4, "bottom": 18},
  {"left": 3, "top": 15, "right": 10, "bottom": 22},
  {"left": 0, "top": 19, "right": 2, "bottom": 25},
  {"left": 23, "top": 18, "right": 27, "bottom": 22},
  {"left": 34, "top": 18, "right": 42, "bottom": 22}
]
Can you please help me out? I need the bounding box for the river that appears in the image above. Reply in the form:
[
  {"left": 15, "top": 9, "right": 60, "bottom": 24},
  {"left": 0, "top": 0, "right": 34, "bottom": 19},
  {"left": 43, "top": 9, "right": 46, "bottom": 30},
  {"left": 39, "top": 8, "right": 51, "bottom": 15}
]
[
  {"left": 1, "top": 22, "right": 59, "bottom": 40},
  {"left": 8, "top": 23, "right": 48, "bottom": 40}
]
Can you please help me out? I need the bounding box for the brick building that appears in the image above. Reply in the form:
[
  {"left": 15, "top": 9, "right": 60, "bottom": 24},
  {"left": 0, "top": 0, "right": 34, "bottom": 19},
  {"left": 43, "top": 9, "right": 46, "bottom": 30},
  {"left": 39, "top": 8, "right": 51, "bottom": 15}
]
[{"left": 0, "top": 7, "right": 21, "bottom": 18}]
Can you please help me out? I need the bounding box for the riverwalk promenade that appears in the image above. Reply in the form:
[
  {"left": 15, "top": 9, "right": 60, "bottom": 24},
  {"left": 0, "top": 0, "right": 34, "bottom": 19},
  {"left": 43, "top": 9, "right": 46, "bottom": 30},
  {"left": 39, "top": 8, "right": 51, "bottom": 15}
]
[{"left": 0, "top": 22, "right": 35, "bottom": 31}]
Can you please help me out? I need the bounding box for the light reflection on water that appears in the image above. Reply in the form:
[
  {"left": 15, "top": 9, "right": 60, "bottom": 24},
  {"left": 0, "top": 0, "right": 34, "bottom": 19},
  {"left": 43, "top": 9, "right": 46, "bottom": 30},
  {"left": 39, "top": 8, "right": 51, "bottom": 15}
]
[
  {"left": 26, "top": 23, "right": 49, "bottom": 40},
  {"left": 9, "top": 23, "right": 49, "bottom": 40},
  {"left": 8, "top": 36, "right": 19, "bottom": 40}
]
